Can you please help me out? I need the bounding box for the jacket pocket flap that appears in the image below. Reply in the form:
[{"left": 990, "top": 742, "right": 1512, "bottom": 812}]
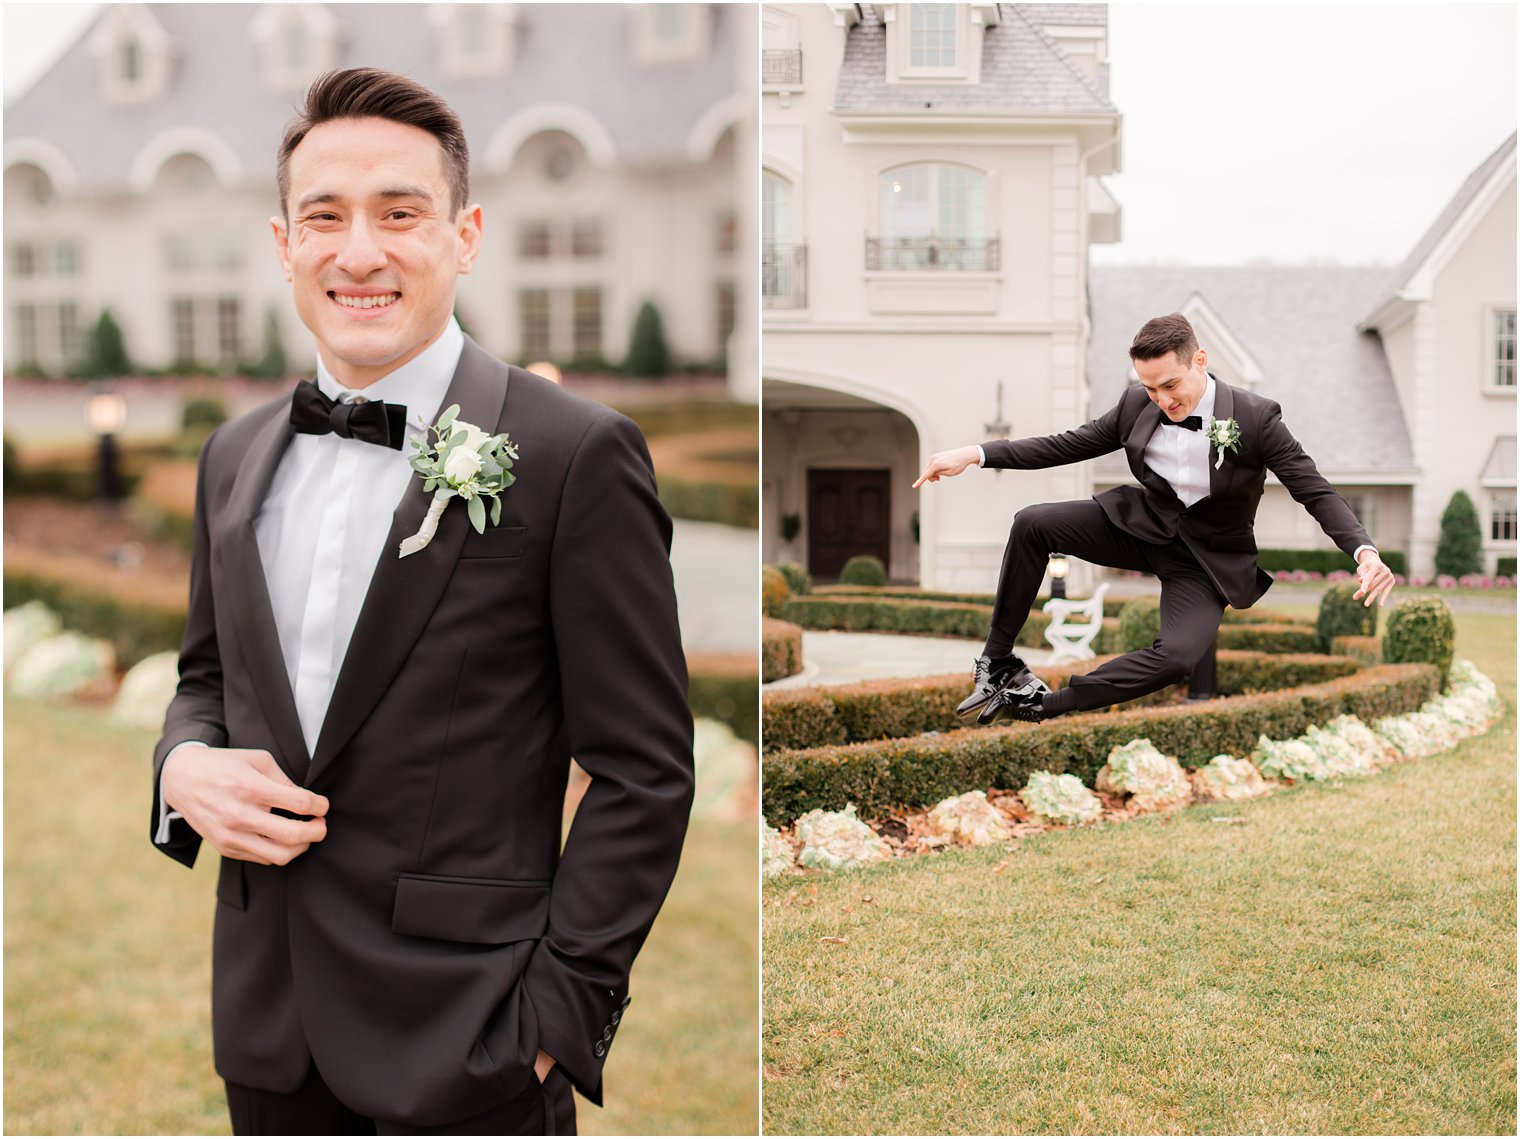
[
  {"left": 391, "top": 873, "right": 550, "bottom": 944},
  {"left": 458, "top": 525, "right": 527, "bottom": 559}
]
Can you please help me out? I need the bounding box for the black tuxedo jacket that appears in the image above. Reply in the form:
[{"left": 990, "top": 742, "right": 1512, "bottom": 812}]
[
  {"left": 981, "top": 377, "right": 1372, "bottom": 609},
  {"left": 150, "top": 338, "right": 695, "bottom": 1127}
]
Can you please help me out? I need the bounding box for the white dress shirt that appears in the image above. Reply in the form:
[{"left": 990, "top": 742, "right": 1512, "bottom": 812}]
[{"left": 157, "top": 319, "right": 463, "bottom": 843}]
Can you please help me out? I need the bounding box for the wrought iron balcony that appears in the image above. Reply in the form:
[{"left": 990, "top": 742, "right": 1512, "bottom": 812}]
[
  {"left": 864, "top": 234, "right": 1000, "bottom": 272},
  {"left": 762, "top": 49, "right": 803, "bottom": 87},
  {"left": 762, "top": 243, "right": 807, "bottom": 309}
]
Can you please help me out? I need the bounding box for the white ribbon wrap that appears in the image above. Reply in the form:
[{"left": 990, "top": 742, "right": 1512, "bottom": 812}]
[{"left": 398, "top": 490, "right": 453, "bottom": 558}]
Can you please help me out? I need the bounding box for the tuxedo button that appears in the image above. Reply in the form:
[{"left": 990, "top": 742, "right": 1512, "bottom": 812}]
[
  {"left": 594, "top": 1040, "right": 606, "bottom": 1058},
  {"left": 603, "top": 1026, "right": 613, "bottom": 1041},
  {"left": 620, "top": 995, "right": 631, "bottom": 1010},
  {"left": 610, "top": 1010, "right": 621, "bottom": 1026}
]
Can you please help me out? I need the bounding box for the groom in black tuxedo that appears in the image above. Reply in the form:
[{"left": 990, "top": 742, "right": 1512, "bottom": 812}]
[
  {"left": 915, "top": 312, "right": 1397, "bottom": 725},
  {"left": 150, "top": 69, "right": 693, "bottom": 1134}
]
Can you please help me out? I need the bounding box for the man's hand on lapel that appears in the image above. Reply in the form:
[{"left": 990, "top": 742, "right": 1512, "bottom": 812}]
[{"left": 161, "top": 746, "right": 329, "bottom": 865}]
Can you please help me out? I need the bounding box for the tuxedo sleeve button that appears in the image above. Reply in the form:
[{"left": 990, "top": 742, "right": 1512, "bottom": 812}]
[
  {"left": 594, "top": 1040, "right": 606, "bottom": 1058},
  {"left": 610, "top": 1010, "right": 621, "bottom": 1026},
  {"left": 621, "top": 995, "right": 631, "bottom": 1010}
]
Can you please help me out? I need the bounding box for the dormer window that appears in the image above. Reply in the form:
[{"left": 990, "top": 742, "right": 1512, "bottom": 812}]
[
  {"left": 628, "top": 3, "right": 710, "bottom": 65},
  {"left": 89, "top": 4, "right": 174, "bottom": 104},
  {"left": 880, "top": 2, "right": 994, "bottom": 83},
  {"left": 251, "top": 5, "right": 339, "bottom": 93},
  {"left": 431, "top": 4, "right": 518, "bottom": 78}
]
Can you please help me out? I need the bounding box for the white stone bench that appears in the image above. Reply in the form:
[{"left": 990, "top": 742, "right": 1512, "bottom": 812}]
[{"left": 1042, "top": 582, "right": 1109, "bottom": 664}]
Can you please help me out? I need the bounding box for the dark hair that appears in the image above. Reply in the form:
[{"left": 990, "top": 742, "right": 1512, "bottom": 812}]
[
  {"left": 277, "top": 68, "right": 469, "bottom": 218},
  {"left": 1129, "top": 313, "right": 1199, "bottom": 363}
]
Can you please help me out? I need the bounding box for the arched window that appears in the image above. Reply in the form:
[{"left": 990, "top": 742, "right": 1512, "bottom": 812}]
[{"left": 875, "top": 163, "right": 988, "bottom": 270}]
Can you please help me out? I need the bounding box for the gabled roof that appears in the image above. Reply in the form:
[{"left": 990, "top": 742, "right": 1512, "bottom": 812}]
[
  {"left": 1360, "top": 132, "right": 1517, "bottom": 330},
  {"left": 5, "top": 3, "right": 744, "bottom": 196},
  {"left": 833, "top": 3, "right": 1116, "bottom": 115},
  {"left": 1089, "top": 265, "right": 1417, "bottom": 479}
]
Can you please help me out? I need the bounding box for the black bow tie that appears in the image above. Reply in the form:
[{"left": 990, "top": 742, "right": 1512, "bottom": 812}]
[
  {"left": 289, "top": 380, "right": 407, "bottom": 449},
  {"left": 1162, "top": 415, "right": 1203, "bottom": 431}
]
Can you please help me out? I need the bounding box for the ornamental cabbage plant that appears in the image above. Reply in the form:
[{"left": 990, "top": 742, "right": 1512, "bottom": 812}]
[
  {"left": 1020, "top": 771, "right": 1103, "bottom": 825},
  {"left": 794, "top": 804, "right": 891, "bottom": 871},
  {"left": 1095, "top": 738, "right": 1192, "bottom": 811},
  {"left": 924, "top": 790, "right": 1012, "bottom": 846}
]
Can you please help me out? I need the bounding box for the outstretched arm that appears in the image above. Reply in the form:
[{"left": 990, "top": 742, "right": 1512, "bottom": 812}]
[{"left": 914, "top": 394, "right": 1127, "bottom": 488}]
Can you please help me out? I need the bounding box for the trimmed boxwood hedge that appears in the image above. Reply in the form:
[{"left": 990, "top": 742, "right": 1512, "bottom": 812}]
[
  {"left": 762, "top": 618, "right": 804, "bottom": 683},
  {"left": 762, "top": 650, "right": 1361, "bottom": 753},
  {"left": 761, "top": 663, "right": 1439, "bottom": 824},
  {"left": 686, "top": 652, "right": 758, "bottom": 745},
  {"left": 1214, "top": 623, "right": 1321, "bottom": 653},
  {"left": 4, "top": 567, "right": 185, "bottom": 669},
  {"left": 1330, "top": 635, "right": 1381, "bottom": 668},
  {"left": 1257, "top": 548, "right": 1408, "bottom": 576}
]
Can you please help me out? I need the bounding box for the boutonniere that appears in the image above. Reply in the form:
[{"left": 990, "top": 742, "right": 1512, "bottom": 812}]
[
  {"left": 397, "top": 404, "right": 519, "bottom": 557},
  {"left": 1205, "top": 417, "right": 1241, "bottom": 470}
]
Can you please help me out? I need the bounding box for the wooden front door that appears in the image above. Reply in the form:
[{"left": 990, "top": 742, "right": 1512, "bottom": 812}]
[{"left": 807, "top": 468, "right": 891, "bottom": 579}]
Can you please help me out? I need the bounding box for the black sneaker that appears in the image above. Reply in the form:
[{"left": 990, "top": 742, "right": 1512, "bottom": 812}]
[
  {"left": 978, "top": 679, "right": 1051, "bottom": 725},
  {"left": 955, "top": 654, "right": 1030, "bottom": 724}
]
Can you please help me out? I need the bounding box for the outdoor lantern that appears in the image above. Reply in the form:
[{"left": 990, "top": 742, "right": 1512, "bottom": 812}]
[
  {"left": 1049, "top": 553, "right": 1069, "bottom": 599},
  {"left": 526, "top": 361, "right": 562, "bottom": 385},
  {"left": 86, "top": 386, "right": 127, "bottom": 503}
]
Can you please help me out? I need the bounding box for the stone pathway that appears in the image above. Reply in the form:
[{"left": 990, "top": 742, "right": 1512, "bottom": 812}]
[
  {"left": 670, "top": 519, "right": 757, "bottom": 654},
  {"left": 765, "top": 630, "right": 1054, "bottom": 690}
]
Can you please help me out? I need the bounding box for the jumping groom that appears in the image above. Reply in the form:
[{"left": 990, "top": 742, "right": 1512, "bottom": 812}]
[{"left": 914, "top": 313, "right": 1397, "bottom": 726}]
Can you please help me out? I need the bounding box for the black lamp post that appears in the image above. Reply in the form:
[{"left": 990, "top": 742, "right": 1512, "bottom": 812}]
[
  {"left": 87, "top": 384, "right": 126, "bottom": 504},
  {"left": 1048, "top": 553, "right": 1068, "bottom": 599}
]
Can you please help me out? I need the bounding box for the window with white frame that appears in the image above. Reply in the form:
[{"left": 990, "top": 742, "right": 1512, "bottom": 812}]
[
  {"left": 873, "top": 163, "right": 990, "bottom": 270},
  {"left": 908, "top": 3, "right": 957, "bottom": 68},
  {"left": 762, "top": 171, "right": 798, "bottom": 304},
  {"left": 572, "top": 288, "right": 602, "bottom": 357},
  {"left": 1491, "top": 491, "right": 1517, "bottom": 542},
  {"left": 520, "top": 288, "right": 551, "bottom": 360},
  {"left": 13, "top": 304, "right": 38, "bottom": 367},
  {"left": 1490, "top": 307, "right": 1515, "bottom": 390}
]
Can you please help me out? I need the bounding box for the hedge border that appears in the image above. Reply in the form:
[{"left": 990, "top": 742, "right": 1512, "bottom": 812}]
[
  {"left": 763, "top": 618, "right": 804, "bottom": 683},
  {"left": 761, "top": 664, "right": 1439, "bottom": 825},
  {"left": 762, "top": 651, "right": 1362, "bottom": 754},
  {"left": 685, "top": 652, "right": 759, "bottom": 745}
]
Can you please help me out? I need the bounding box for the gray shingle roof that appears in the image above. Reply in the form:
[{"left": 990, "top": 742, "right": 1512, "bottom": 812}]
[
  {"left": 6, "top": 3, "right": 744, "bottom": 196},
  {"left": 1089, "top": 265, "right": 1417, "bottom": 479},
  {"left": 1361, "top": 132, "right": 1517, "bottom": 328},
  {"left": 834, "top": 3, "right": 1115, "bottom": 115}
]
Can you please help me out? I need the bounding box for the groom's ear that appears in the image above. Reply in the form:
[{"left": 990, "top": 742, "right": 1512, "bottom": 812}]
[
  {"left": 1194, "top": 347, "right": 1209, "bottom": 372},
  {"left": 454, "top": 204, "right": 483, "bottom": 276},
  {"left": 271, "top": 217, "right": 293, "bottom": 283}
]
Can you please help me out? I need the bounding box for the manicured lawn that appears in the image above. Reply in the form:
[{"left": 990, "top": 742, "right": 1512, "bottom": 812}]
[
  {"left": 762, "top": 611, "right": 1516, "bottom": 1135},
  {"left": 4, "top": 701, "right": 758, "bottom": 1136}
]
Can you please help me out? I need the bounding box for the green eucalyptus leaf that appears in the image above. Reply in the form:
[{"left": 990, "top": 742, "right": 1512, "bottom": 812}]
[
  {"left": 490, "top": 495, "right": 502, "bottom": 526},
  {"left": 467, "top": 493, "right": 486, "bottom": 533},
  {"left": 436, "top": 404, "right": 460, "bottom": 431},
  {"left": 501, "top": 471, "right": 516, "bottom": 488}
]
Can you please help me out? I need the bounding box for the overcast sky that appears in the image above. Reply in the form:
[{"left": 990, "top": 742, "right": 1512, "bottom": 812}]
[{"left": 6, "top": 2, "right": 1515, "bottom": 267}]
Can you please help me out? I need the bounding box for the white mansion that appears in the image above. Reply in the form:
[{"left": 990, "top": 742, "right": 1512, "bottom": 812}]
[
  {"left": 5, "top": 3, "right": 758, "bottom": 396},
  {"left": 761, "top": 3, "right": 1515, "bottom": 582}
]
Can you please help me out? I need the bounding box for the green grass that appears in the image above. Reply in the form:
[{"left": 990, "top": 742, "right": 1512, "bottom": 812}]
[
  {"left": 762, "top": 611, "right": 1516, "bottom": 1135},
  {"left": 4, "top": 701, "right": 758, "bottom": 1136}
]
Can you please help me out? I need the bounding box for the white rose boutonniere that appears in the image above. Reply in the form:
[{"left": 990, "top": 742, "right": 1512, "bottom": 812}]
[
  {"left": 398, "top": 404, "right": 519, "bottom": 558},
  {"left": 1204, "top": 416, "right": 1242, "bottom": 470}
]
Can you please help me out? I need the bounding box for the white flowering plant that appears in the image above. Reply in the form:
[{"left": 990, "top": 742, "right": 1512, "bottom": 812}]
[
  {"left": 1020, "top": 771, "right": 1103, "bottom": 825},
  {"left": 762, "top": 824, "right": 797, "bottom": 877},
  {"left": 1195, "top": 754, "right": 1269, "bottom": 800},
  {"left": 1300, "top": 724, "right": 1375, "bottom": 778},
  {"left": 1205, "top": 416, "right": 1242, "bottom": 469},
  {"left": 1252, "top": 734, "right": 1328, "bottom": 782},
  {"left": 1096, "top": 738, "right": 1192, "bottom": 811},
  {"left": 925, "top": 790, "right": 1012, "bottom": 846},
  {"left": 795, "top": 804, "right": 892, "bottom": 871},
  {"left": 399, "top": 404, "right": 519, "bottom": 557}
]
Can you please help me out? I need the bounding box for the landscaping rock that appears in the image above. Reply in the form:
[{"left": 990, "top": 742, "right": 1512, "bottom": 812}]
[
  {"left": 924, "top": 790, "right": 1012, "bottom": 847},
  {"left": 795, "top": 804, "right": 891, "bottom": 871},
  {"left": 1095, "top": 738, "right": 1192, "bottom": 811},
  {"left": 1192, "top": 754, "right": 1270, "bottom": 801},
  {"left": 9, "top": 632, "right": 115, "bottom": 700},
  {"left": 1020, "top": 771, "right": 1103, "bottom": 825},
  {"left": 111, "top": 650, "right": 180, "bottom": 731},
  {"left": 3, "top": 600, "right": 61, "bottom": 671}
]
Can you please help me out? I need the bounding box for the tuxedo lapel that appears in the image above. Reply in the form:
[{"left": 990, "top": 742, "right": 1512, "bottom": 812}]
[
  {"left": 306, "top": 341, "right": 510, "bottom": 787},
  {"left": 216, "top": 406, "right": 311, "bottom": 783},
  {"left": 1123, "top": 398, "right": 1182, "bottom": 504},
  {"left": 1207, "top": 378, "right": 1235, "bottom": 500}
]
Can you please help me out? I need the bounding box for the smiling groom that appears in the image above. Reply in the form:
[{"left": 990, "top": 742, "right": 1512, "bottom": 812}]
[
  {"left": 150, "top": 69, "right": 694, "bottom": 1135},
  {"left": 914, "top": 312, "right": 1397, "bottom": 727}
]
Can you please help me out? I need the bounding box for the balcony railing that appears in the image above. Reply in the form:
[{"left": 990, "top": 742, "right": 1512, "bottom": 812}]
[
  {"left": 864, "top": 234, "right": 1000, "bottom": 272},
  {"left": 762, "top": 243, "right": 807, "bottom": 309},
  {"left": 762, "top": 48, "right": 802, "bottom": 87}
]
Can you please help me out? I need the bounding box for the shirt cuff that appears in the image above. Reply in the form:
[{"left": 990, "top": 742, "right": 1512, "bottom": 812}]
[
  {"left": 155, "top": 740, "right": 208, "bottom": 844},
  {"left": 1353, "top": 544, "right": 1378, "bottom": 564},
  {"left": 976, "top": 445, "right": 986, "bottom": 468}
]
